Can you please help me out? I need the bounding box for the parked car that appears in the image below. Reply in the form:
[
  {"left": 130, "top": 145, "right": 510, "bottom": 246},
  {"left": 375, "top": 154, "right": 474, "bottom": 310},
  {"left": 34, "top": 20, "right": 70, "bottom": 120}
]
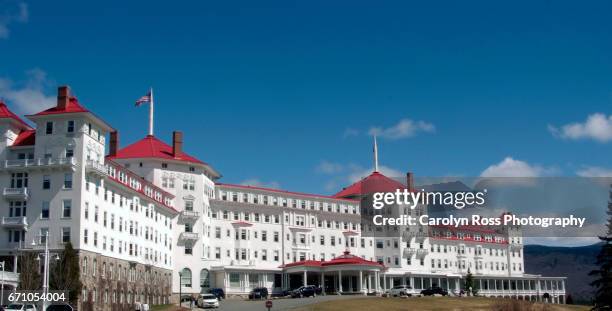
[
  {"left": 45, "top": 304, "right": 74, "bottom": 311},
  {"left": 209, "top": 288, "right": 225, "bottom": 300},
  {"left": 197, "top": 294, "right": 220, "bottom": 309},
  {"left": 5, "top": 305, "right": 36, "bottom": 311},
  {"left": 249, "top": 287, "right": 269, "bottom": 300},
  {"left": 388, "top": 285, "right": 413, "bottom": 297},
  {"left": 291, "top": 286, "right": 316, "bottom": 298},
  {"left": 420, "top": 286, "right": 448, "bottom": 296}
]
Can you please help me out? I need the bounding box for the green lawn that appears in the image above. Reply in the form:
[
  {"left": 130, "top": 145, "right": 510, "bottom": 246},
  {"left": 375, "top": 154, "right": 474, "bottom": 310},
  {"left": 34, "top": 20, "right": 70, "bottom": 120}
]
[{"left": 291, "top": 297, "right": 590, "bottom": 311}]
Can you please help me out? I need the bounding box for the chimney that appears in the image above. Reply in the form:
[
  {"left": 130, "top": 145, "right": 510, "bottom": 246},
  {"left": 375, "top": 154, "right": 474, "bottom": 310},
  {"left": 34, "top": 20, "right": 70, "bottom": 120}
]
[
  {"left": 109, "top": 131, "right": 119, "bottom": 157},
  {"left": 57, "top": 86, "right": 70, "bottom": 109},
  {"left": 172, "top": 131, "right": 183, "bottom": 158},
  {"left": 406, "top": 172, "right": 414, "bottom": 192}
]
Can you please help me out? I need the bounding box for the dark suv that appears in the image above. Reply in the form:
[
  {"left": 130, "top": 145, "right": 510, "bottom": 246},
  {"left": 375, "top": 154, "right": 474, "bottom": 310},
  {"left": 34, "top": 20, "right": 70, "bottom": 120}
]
[
  {"left": 249, "top": 287, "right": 269, "bottom": 300},
  {"left": 420, "top": 286, "right": 449, "bottom": 296},
  {"left": 291, "top": 286, "right": 317, "bottom": 298},
  {"left": 209, "top": 288, "right": 225, "bottom": 300}
]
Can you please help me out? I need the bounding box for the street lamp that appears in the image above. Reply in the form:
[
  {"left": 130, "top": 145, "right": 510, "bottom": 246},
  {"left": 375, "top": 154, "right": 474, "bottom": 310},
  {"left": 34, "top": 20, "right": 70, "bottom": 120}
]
[
  {"left": 31, "top": 231, "right": 58, "bottom": 311},
  {"left": 178, "top": 271, "right": 182, "bottom": 308},
  {"left": 0, "top": 261, "right": 5, "bottom": 307}
]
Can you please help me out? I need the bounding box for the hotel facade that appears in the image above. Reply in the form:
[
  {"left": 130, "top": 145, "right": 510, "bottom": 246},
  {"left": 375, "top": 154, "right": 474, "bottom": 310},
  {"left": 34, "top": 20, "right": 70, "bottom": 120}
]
[{"left": 0, "top": 86, "right": 566, "bottom": 310}]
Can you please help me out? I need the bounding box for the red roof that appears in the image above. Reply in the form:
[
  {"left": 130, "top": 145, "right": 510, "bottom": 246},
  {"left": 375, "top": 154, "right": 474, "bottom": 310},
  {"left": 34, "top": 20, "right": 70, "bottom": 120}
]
[
  {"left": 281, "top": 251, "right": 383, "bottom": 269},
  {"left": 29, "top": 97, "right": 89, "bottom": 116},
  {"left": 12, "top": 130, "right": 36, "bottom": 147},
  {"left": 322, "top": 251, "right": 383, "bottom": 267},
  {"left": 334, "top": 171, "right": 406, "bottom": 199},
  {"left": 218, "top": 183, "right": 358, "bottom": 202},
  {"left": 0, "top": 102, "right": 31, "bottom": 130},
  {"left": 282, "top": 260, "right": 322, "bottom": 268},
  {"left": 109, "top": 135, "right": 206, "bottom": 165}
]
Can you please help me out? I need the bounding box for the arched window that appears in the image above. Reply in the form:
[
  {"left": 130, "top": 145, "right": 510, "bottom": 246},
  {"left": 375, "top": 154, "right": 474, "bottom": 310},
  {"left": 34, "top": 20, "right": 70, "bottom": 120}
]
[
  {"left": 180, "top": 268, "right": 192, "bottom": 287},
  {"left": 200, "top": 269, "right": 210, "bottom": 290}
]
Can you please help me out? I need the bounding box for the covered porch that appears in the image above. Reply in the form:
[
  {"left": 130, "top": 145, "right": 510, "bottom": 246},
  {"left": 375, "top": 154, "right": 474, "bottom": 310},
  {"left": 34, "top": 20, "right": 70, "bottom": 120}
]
[{"left": 281, "top": 251, "right": 385, "bottom": 295}]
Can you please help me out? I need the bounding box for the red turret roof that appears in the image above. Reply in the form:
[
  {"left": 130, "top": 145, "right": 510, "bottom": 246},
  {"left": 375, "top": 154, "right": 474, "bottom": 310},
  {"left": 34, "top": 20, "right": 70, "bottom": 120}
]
[
  {"left": 333, "top": 171, "right": 406, "bottom": 199},
  {"left": 109, "top": 135, "right": 206, "bottom": 165},
  {"left": 0, "top": 102, "right": 31, "bottom": 130},
  {"left": 29, "top": 97, "right": 89, "bottom": 116},
  {"left": 12, "top": 130, "right": 36, "bottom": 147}
]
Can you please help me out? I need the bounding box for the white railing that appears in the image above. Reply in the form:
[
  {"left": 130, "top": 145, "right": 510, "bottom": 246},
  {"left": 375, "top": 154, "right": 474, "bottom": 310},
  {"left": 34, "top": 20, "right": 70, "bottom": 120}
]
[
  {"left": 1, "top": 216, "right": 28, "bottom": 227},
  {"left": 403, "top": 248, "right": 416, "bottom": 257},
  {"left": 85, "top": 160, "right": 107, "bottom": 175},
  {"left": 2, "top": 157, "right": 76, "bottom": 169},
  {"left": 2, "top": 187, "right": 28, "bottom": 198},
  {"left": 416, "top": 249, "right": 429, "bottom": 257},
  {"left": 180, "top": 232, "right": 199, "bottom": 241},
  {"left": 181, "top": 210, "right": 200, "bottom": 219}
]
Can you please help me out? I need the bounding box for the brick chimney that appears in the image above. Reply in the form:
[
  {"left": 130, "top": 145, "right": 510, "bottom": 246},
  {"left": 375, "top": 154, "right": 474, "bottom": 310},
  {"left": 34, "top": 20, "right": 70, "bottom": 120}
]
[
  {"left": 109, "top": 131, "right": 119, "bottom": 157},
  {"left": 406, "top": 172, "right": 414, "bottom": 192},
  {"left": 172, "top": 131, "right": 183, "bottom": 158},
  {"left": 57, "top": 86, "right": 70, "bottom": 110}
]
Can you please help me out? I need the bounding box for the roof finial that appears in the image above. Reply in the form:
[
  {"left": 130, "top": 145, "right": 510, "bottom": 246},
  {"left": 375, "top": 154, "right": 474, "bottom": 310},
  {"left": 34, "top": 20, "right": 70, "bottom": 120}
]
[{"left": 373, "top": 134, "right": 379, "bottom": 172}]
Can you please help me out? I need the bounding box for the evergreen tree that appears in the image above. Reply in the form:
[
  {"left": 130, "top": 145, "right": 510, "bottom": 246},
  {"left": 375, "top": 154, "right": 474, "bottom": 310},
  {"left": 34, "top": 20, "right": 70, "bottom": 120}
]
[
  {"left": 17, "top": 252, "right": 41, "bottom": 290},
  {"left": 49, "top": 242, "right": 83, "bottom": 303},
  {"left": 589, "top": 185, "right": 612, "bottom": 310},
  {"left": 464, "top": 268, "right": 478, "bottom": 296}
]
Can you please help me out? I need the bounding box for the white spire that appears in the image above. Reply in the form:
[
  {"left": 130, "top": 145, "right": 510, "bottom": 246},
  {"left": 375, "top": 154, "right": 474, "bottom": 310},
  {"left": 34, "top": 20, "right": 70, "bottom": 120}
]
[{"left": 373, "top": 134, "right": 379, "bottom": 172}]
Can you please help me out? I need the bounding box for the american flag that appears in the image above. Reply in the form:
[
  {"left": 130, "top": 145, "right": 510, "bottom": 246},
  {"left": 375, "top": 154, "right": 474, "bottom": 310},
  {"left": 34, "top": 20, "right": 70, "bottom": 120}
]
[{"left": 135, "top": 91, "right": 151, "bottom": 106}]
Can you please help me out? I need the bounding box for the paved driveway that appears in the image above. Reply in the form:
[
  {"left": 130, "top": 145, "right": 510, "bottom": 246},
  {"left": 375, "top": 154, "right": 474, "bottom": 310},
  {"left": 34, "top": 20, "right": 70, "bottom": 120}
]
[{"left": 182, "top": 295, "right": 370, "bottom": 311}]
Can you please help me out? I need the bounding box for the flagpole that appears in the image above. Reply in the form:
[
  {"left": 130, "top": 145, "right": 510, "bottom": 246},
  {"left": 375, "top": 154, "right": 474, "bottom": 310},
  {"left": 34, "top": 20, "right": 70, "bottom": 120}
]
[{"left": 149, "top": 87, "right": 154, "bottom": 136}]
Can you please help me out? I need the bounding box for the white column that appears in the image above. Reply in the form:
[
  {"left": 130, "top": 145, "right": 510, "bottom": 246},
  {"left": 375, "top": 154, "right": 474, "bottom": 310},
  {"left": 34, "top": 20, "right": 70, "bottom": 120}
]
[
  {"left": 303, "top": 270, "right": 307, "bottom": 286},
  {"left": 321, "top": 273, "right": 325, "bottom": 295},
  {"left": 358, "top": 270, "right": 363, "bottom": 294},
  {"left": 338, "top": 270, "right": 343, "bottom": 293}
]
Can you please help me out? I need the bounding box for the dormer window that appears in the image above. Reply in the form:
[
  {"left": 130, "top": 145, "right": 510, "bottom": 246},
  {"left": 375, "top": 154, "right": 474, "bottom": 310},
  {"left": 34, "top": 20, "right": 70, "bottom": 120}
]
[
  {"left": 67, "top": 120, "right": 75, "bottom": 133},
  {"left": 45, "top": 122, "right": 53, "bottom": 134}
]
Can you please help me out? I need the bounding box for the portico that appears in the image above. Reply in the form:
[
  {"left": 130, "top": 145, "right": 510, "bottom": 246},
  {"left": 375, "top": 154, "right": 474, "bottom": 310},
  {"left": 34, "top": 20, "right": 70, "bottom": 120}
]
[{"left": 281, "top": 251, "right": 385, "bottom": 295}]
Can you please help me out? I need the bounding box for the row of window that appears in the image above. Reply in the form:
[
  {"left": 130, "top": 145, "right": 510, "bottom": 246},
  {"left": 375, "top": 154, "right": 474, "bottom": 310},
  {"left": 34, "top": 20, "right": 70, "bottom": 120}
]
[{"left": 218, "top": 190, "right": 358, "bottom": 214}]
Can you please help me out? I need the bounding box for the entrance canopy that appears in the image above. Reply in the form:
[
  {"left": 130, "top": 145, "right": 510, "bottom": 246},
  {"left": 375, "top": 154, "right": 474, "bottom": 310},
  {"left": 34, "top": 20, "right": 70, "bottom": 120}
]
[{"left": 281, "top": 251, "right": 385, "bottom": 273}]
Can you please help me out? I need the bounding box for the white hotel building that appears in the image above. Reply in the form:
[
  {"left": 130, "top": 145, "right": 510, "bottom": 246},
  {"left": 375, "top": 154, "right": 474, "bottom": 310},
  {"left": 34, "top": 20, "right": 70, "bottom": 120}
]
[{"left": 0, "top": 86, "right": 566, "bottom": 310}]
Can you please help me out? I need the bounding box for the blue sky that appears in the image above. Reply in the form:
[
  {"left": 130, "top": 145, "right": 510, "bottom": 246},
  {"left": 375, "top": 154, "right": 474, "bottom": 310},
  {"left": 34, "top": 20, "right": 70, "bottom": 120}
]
[{"left": 1, "top": 0, "right": 612, "bottom": 195}]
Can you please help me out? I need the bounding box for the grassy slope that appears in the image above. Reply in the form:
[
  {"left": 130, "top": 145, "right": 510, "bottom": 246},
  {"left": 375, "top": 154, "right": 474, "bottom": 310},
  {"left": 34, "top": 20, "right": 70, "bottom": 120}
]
[{"left": 291, "top": 297, "right": 590, "bottom": 311}]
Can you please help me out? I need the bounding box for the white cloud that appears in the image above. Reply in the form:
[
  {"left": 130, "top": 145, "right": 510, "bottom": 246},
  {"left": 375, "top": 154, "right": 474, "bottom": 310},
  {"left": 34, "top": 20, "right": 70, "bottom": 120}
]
[
  {"left": 0, "top": 68, "right": 55, "bottom": 114},
  {"left": 576, "top": 166, "right": 612, "bottom": 177},
  {"left": 239, "top": 179, "right": 280, "bottom": 189},
  {"left": 480, "top": 157, "right": 551, "bottom": 178},
  {"left": 549, "top": 113, "right": 612, "bottom": 143},
  {"left": 316, "top": 160, "right": 344, "bottom": 174},
  {"left": 369, "top": 118, "right": 435, "bottom": 140},
  {"left": 0, "top": 1, "right": 28, "bottom": 39},
  {"left": 348, "top": 165, "right": 403, "bottom": 183}
]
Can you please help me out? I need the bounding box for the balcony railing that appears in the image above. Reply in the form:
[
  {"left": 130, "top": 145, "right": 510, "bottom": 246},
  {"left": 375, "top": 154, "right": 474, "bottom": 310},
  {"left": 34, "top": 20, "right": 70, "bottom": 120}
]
[
  {"left": 180, "top": 210, "right": 200, "bottom": 220},
  {"left": 1, "top": 216, "right": 28, "bottom": 228},
  {"left": 1, "top": 157, "right": 76, "bottom": 169},
  {"left": 3, "top": 187, "right": 28, "bottom": 200},
  {"left": 180, "top": 232, "right": 199, "bottom": 241},
  {"left": 403, "top": 248, "right": 416, "bottom": 257},
  {"left": 416, "top": 249, "right": 429, "bottom": 257}
]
